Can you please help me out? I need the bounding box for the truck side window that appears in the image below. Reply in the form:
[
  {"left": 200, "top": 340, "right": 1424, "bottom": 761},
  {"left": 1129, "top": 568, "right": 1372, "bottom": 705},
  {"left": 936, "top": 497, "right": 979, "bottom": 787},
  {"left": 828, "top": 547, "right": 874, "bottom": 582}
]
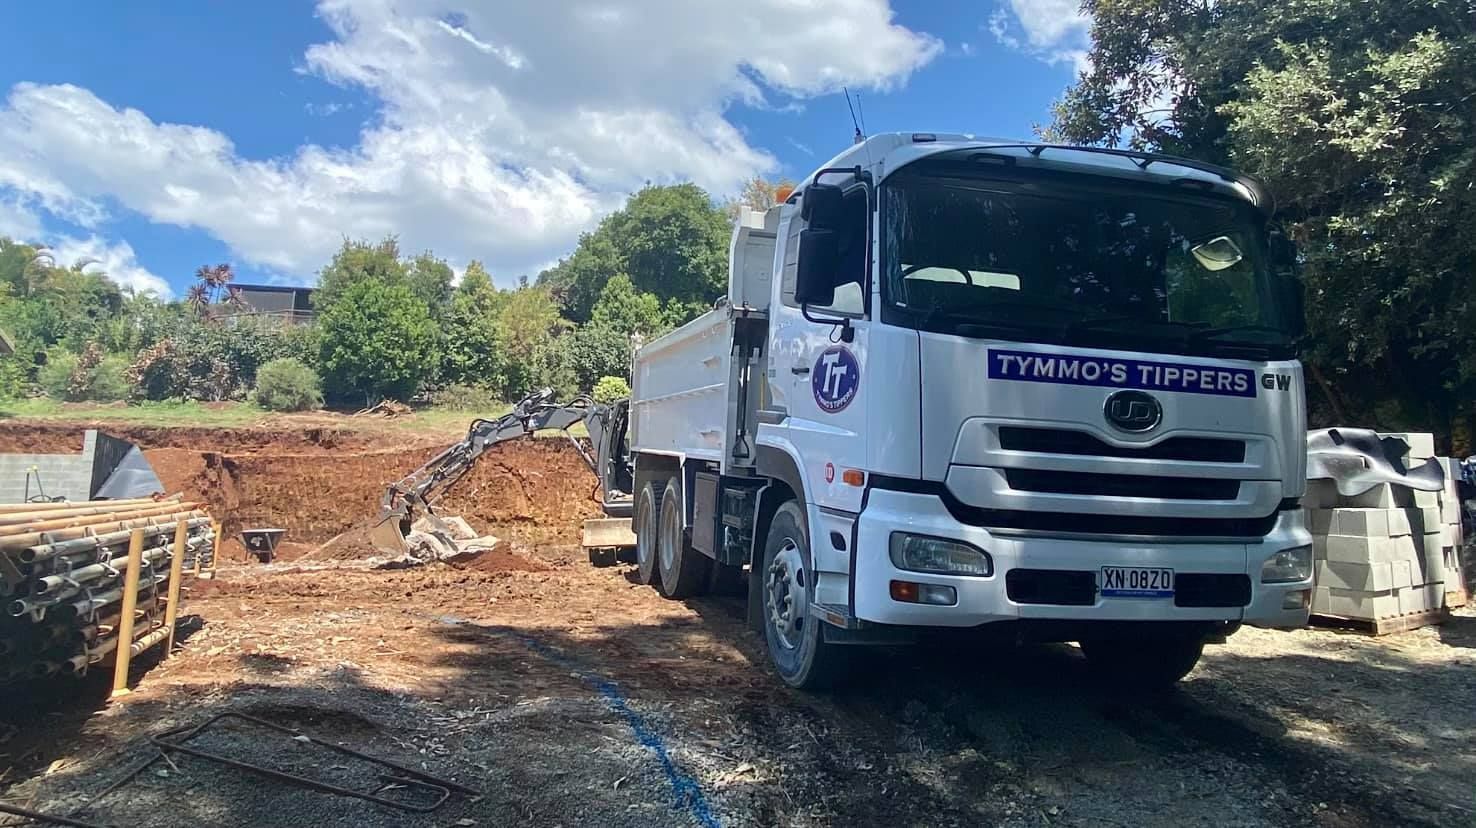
[{"left": 782, "top": 185, "right": 868, "bottom": 316}]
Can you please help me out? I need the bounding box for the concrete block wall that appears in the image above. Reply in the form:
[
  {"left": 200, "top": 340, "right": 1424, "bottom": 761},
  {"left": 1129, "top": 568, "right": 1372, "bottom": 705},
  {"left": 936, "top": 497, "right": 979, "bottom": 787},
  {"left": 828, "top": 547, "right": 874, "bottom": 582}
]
[
  {"left": 1304, "top": 432, "right": 1463, "bottom": 623},
  {"left": 0, "top": 430, "right": 100, "bottom": 503}
]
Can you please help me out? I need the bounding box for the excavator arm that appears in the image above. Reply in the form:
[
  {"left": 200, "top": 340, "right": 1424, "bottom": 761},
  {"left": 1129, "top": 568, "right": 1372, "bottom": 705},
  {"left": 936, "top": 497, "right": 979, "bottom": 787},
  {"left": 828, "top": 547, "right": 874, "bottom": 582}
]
[{"left": 370, "top": 389, "right": 612, "bottom": 555}]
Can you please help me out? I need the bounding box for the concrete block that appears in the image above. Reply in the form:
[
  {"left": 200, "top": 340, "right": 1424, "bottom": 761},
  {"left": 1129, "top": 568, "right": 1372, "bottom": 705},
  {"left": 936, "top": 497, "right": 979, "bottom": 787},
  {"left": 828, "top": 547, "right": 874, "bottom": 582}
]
[
  {"left": 1328, "top": 508, "right": 1390, "bottom": 538},
  {"left": 1411, "top": 488, "right": 1440, "bottom": 508},
  {"left": 1397, "top": 584, "right": 1443, "bottom": 616},
  {"left": 1312, "top": 534, "right": 1328, "bottom": 561},
  {"left": 1407, "top": 506, "right": 1441, "bottom": 535},
  {"left": 1313, "top": 586, "right": 1401, "bottom": 619},
  {"left": 1379, "top": 432, "right": 1436, "bottom": 459},
  {"left": 1343, "top": 484, "right": 1413, "bottom": 509},
  {"left": 1323, "top": 534, "right": 1421, "bottom": 565},
  {"left": 1302, "top": 479, "right": 1341, "bottom": 509},
  {"left": 1306, "top": 508, "right": 1333, "bottom": 536},
  {"left": 1316, "top": 560, "right": 1398, "bottom": 592},
  {"left": 1415, "top": 534, "right": 1445, "bottom": 583}
]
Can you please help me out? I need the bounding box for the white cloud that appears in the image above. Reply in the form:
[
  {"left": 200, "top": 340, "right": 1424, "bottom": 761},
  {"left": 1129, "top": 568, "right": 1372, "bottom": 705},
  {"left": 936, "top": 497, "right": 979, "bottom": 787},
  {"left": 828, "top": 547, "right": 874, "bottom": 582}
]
[
  {"left": 990, "top": 0, "right": 1091, "bottom": 74},
  {"left": 48, "top": 235, "right": 171, "bottom": 298},
  {"left": 0, "top": 194, "right": 41, "bottom": 241},
  {"left": 0, "top": 1, "right": 940, "bottom": 283}
]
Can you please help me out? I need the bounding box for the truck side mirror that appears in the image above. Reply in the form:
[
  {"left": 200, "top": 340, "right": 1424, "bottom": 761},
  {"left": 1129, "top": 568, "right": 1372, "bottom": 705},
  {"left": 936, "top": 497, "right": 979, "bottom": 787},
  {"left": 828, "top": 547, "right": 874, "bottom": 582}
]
[
  {"left": 1268, "top": 231, "right": 1305, "bottom": 339},
  {"left": 801, "top": 183, "right": 844, "bottom": 230},
  {"left": 795, "top": 229, "right": 838, "bottom": 306}
]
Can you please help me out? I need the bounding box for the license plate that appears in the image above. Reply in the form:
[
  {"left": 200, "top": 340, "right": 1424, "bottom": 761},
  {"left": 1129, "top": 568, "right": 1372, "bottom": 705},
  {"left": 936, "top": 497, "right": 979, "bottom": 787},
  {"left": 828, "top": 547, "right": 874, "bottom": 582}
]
[{"left": 1101, "top": 566, "right": 1174, "bottom": 598}]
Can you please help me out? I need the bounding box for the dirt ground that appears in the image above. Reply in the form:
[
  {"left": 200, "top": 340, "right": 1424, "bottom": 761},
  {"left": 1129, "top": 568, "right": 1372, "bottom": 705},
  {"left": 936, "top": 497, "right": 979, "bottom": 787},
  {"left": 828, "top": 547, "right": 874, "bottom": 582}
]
[{"left": 0, "top": 420, "right": 1473, "bottom": 827}]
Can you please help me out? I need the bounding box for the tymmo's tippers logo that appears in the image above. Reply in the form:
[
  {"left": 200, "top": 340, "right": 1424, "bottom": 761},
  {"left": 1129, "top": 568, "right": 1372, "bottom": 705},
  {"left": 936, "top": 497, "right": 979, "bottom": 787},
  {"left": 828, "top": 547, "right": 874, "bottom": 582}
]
[{"left": 812, "top": 346, "right": 859, "bottom": 413}]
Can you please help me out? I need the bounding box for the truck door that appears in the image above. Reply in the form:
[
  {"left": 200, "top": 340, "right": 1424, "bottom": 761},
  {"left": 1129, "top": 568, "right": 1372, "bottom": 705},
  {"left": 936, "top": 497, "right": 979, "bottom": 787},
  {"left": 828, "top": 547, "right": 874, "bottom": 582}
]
[{"left": 771, "top": 175, "right": 871, "bottom": 514}]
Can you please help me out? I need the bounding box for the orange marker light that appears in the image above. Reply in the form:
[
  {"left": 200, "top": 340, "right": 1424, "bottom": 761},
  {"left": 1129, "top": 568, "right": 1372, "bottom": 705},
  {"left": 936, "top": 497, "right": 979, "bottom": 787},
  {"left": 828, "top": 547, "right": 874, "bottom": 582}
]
[
  {"left": 890, "top": 580, "right": 918, "bottom": 603},
  {"left": 842, "top": 469, "right": 865, "bottom": 487}
]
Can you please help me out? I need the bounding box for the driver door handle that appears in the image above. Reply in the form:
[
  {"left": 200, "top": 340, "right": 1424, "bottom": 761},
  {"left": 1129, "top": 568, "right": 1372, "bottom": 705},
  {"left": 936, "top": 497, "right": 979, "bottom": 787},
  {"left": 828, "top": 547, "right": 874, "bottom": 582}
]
[{"left": 790, "top": 364, "right": 811, "bottom": 376}]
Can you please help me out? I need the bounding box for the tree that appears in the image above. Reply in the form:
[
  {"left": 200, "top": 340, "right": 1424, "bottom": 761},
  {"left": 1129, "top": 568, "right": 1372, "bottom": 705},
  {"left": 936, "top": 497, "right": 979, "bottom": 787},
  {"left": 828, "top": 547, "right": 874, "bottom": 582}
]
[
  {"left": 724, "top": 176, "right": 796, "bottom": 219},
  {"left": 318, "top": 279, "right": 436, "bottom": 403},
  {"left": 538, "top": 183, "right": 729, "bottom": 323},
  {"left": 494, "top": 286, "right": 572, "bottom": 398},
  {"left": 441, "top": 260, "right": 504, "bottom": 388},
  {"left": 314, "top": 237, "right": 409, "bottom": 310},
  {"left": 1052, "top": 0, "right": 1476, "bottom": 438},
  {"left": 406, "top": 251, "right": 455, "bottom": 314},
  {"left": 187, "top": 263, "right": 245, "bottom": 319}
]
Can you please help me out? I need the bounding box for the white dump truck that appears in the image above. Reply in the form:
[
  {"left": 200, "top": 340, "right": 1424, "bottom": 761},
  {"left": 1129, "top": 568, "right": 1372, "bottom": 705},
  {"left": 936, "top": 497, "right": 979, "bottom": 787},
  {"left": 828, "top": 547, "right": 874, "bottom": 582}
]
[
  {"left": 622, "top": 133, "right": 1312, "bottom": 689},
  {"left": 379, "top": 133, "right": 1314, "bottom": 691}
]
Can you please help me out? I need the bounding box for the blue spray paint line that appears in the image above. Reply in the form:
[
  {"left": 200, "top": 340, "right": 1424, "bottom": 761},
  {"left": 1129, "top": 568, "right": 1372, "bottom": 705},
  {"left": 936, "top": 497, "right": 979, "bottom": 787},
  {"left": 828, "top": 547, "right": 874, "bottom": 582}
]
[{"left": 434, "top": 616, "right": 720, "bottom": 828}]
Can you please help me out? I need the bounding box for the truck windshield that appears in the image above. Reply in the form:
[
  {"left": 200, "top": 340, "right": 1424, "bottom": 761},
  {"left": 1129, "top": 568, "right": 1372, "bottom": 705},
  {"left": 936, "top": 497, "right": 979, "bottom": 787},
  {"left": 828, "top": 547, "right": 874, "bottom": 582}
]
[{"left": 881, "top": 167, "right": 1295, "bottom": 359}]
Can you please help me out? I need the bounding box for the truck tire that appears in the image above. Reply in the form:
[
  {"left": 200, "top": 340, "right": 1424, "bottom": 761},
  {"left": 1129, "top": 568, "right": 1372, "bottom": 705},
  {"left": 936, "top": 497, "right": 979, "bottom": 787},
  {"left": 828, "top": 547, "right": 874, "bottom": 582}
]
[
  {"left": 658, "top": 477, "right": 710, "bottom": 598},
  {"left": 761, "top": 500, "right": 846, "bottom": 689},
  {"left": 634, "top": 480, "right": 663, "bottom": 586},
  {"left": 1080, "top": 634, "right": 1204, "bottom": 691}
]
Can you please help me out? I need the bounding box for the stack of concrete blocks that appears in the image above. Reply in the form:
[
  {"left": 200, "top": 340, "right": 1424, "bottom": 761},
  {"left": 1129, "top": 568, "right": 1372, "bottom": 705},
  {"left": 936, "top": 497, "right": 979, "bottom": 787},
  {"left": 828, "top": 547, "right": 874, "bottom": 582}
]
[{"left": 1304, "top": 433, "right": 1462, "bottom": 628}]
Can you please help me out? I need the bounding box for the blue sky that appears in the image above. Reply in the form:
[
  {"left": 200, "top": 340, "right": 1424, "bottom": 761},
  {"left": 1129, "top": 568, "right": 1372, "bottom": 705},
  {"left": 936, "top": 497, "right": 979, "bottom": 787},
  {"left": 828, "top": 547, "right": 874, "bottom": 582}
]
[{"left": 0, "top": 1, "right": 1088, "bottom": 297}]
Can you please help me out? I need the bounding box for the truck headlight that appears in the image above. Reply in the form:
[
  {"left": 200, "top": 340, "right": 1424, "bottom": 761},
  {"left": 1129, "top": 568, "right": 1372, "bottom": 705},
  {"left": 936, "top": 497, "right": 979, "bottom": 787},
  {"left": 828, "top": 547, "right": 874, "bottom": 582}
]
[
  {"left": 1261, "top": 545, "right": 1313, "bottom": 583},
  {"left": 889, "top": 533, "right": 992, "bottom": 577}
]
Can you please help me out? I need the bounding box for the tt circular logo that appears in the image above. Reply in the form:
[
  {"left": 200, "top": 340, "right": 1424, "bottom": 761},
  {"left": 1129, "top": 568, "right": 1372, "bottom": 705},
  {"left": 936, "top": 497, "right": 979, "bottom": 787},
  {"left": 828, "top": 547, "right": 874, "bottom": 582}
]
[
  {"left": 1103, "top": 390, "right": 1162, "bottom": 433},
  {"left": 812, "top": 346, "right": 859, "bottom": 413}
]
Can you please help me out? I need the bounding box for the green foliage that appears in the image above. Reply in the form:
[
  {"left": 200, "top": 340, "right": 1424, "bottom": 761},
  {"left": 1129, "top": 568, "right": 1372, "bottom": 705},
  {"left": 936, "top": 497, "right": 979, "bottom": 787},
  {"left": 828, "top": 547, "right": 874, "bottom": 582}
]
[
  {"left": 592, "top": 375, "right": 630, "bottom": 404},
  {"left": 318, "top": 279, "right": 436, "bottom": 403},
  {"left": 0, "top": 356, "right": 28, "bottom": 400},
  {"left": 123, "top": 317, "right": 315, "bottom": 402},
  {"left": 440, "top": 260, "right": 504, "bottom": 389},
  {"left": 90, "top": 356, "right": 129, "bottom": 403},
  {"left": 37, "top": 349, "right": 77, "bottom": 400},
  {"left": 493, "top": 286, "right": 573, "bottom": 399},
  {"left": 406, "top": 251, "right": 455, "bottom": 313},
  {"left": 252, "top": 357, "right": 323, "bottom": 412},
  {"left": 314, "top": 237, "right": 409, "bottom": 310},
  {"left": 539, "top": 184, "right": 728, "bottom": 323},
  {"left": 1052, "top": 0, "right": 1476, "bottom": 434},
  {"left": 566, "top": 324, "right": 632, "bottom": 394},
  {"left": 0, "top": 239, "right": 127, "bottom": 355},
  {"left": 425, "top": 383, "right": 503, "bottom": 411}
]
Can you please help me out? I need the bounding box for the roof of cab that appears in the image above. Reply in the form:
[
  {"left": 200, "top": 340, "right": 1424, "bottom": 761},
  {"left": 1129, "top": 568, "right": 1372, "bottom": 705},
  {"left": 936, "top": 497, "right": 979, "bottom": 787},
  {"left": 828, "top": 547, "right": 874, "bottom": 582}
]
[{"left": 796, "top": 132, "right": 1273, "bottom": 215}]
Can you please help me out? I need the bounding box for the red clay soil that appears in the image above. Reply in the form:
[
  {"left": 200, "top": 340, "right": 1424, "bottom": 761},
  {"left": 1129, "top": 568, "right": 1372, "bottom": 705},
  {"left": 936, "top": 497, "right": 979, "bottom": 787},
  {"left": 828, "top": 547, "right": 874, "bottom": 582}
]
[{"left": 0, "top": 420, "right": 601, "bottom": 557}]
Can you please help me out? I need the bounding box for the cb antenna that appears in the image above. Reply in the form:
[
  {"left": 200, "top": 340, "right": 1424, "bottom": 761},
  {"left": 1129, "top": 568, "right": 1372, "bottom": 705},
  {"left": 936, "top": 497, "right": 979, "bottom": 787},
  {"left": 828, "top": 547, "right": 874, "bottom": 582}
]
[{"left": 844, "top": 86, "right": 864, "bottom": 144}]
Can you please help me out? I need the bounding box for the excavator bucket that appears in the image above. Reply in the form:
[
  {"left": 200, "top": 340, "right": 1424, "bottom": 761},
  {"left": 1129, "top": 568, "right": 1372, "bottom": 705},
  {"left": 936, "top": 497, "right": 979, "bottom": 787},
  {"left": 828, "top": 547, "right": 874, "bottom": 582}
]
[
  {"left": 582, "top": 518, "right": 635, "bottom": 567},
  {"left": 369, "top": 512, "right": 411, "bottom": 556}
]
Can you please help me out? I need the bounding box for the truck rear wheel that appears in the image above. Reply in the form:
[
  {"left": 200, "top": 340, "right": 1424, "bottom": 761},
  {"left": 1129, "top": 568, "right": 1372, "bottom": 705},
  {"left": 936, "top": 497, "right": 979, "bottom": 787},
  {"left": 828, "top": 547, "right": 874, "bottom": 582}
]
[
  {"left": 634, "top": 480, "right": 663, "bottom": 586},
  {"left": 658, "top": 477, "right": 710, "bottom": 598},
  {"left": 761, "top": 501, "right": 846, "bottom": 689},
  {"left": 1080, "top": 634, "right": 1204, "bottom": 690}
]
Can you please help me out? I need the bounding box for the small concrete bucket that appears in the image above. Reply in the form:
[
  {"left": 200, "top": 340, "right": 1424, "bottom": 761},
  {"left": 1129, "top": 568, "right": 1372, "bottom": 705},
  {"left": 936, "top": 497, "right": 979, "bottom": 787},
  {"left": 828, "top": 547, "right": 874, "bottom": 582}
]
[{"left": 241, "top": 528, "right": 286, "bottom": 563}]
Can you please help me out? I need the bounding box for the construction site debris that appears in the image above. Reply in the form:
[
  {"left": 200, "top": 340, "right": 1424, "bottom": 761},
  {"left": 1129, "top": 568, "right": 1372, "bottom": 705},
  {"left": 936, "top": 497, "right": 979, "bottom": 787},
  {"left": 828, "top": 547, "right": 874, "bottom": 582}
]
[
  {"left": 148, "top": 711, "right": 479, "bottom": 813},
  {"left": 0, "top": 496, "right": 214, "bottom": 685},
  {"left": 354, "top": 400, "right": 412, "bottom": 418}
]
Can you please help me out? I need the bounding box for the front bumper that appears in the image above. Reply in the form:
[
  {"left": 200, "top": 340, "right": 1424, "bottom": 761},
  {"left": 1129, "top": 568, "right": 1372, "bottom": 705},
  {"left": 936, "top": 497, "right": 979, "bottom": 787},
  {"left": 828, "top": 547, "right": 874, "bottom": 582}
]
[{"left": 851, "top": 489, "right": 1312, "bottom": 630}]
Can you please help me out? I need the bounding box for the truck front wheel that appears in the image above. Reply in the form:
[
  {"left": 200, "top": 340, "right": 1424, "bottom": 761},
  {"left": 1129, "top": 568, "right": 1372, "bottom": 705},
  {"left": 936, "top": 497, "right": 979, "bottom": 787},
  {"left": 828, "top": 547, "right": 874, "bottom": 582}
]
[
  {"left": 1080, "top": 634, "right": 1205, "bottom": 691},
  {"left": 761, "top": 501, "right": 846, "bottom": 689}
]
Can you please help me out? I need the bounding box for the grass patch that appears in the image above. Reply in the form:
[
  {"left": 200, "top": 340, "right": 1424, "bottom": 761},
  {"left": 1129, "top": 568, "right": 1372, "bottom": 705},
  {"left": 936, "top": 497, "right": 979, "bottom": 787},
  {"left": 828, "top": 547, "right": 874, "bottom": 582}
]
[{"left": 0, "top": 399, "right": 266, "bottom": 427}]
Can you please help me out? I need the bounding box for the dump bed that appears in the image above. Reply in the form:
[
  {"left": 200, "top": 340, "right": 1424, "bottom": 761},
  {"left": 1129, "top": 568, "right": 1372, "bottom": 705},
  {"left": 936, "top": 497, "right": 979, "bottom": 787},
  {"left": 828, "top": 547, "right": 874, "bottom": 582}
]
[
  {"left": 628, "top": 205, "right": 778, "bottom": 471},
  {"left": 629, "top": 307, "right": 735, "bottom": 466}
]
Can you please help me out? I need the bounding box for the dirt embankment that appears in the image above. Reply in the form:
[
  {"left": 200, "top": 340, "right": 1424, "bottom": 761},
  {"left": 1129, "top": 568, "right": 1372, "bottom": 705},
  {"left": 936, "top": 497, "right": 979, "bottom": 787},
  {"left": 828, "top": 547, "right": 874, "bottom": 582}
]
[{"left": 0, "top": 421, "right": 603, "bottom": 554}]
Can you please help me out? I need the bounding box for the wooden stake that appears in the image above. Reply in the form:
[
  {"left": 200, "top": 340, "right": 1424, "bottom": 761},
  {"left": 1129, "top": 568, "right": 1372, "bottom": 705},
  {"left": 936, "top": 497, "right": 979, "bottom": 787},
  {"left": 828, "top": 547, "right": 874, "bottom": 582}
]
[
  {"left": 209, "top": 519, "right": 221, "bottom": 573},
  {"left": 110, "top": 529, "right": 145, "bottom": 699},
  {"left": 164, "top": 521, "right": 187, "bottom": 653}
]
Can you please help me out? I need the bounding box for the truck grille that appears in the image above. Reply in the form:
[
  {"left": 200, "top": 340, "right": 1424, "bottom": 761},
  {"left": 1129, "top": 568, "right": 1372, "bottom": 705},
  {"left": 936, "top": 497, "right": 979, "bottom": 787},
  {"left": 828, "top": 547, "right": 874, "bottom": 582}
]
[
  {"left": 1003, "top": 469, "right": 1240, "bottom": 500},
  {"left": 997, "top": 426, "right": 1245, "bottom": 463}
]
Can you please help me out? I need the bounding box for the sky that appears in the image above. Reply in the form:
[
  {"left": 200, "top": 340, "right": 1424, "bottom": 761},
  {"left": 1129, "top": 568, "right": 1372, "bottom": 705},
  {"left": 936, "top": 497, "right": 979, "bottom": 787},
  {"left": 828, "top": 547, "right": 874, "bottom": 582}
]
[{"left": 0, "top": 0, "right": 1090, "bottom": 298}]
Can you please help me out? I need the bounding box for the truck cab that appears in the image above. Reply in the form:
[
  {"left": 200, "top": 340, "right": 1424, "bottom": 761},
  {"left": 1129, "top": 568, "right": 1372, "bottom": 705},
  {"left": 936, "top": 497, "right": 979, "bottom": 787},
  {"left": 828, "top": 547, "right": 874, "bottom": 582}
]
[{"left": 626, "top": 133, "right": 1312, "bottom": 690}]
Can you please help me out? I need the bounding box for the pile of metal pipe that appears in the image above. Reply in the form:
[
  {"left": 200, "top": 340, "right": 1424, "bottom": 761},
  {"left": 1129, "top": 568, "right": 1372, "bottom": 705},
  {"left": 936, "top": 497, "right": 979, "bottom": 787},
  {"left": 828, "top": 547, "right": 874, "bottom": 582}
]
[{"left": 0, "top": 496, "right": 214, "bottom": 683}]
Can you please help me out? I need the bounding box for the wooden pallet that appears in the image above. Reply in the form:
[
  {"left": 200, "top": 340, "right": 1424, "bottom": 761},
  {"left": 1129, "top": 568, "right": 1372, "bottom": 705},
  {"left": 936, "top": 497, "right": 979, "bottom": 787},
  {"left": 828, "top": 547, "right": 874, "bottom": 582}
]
[
  {"left": 1311, "top": 607, "right": 1448, "bottom": 636},
  {"left": 1445, "top": 586, "right": 1469, "bottom": 609}
]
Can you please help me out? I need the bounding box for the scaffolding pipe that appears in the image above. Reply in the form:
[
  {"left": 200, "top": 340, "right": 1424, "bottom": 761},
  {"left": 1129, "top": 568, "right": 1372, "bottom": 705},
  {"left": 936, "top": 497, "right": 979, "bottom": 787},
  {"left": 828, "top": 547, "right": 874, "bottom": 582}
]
[
  {"left": 22, "top": 516, "right": 210, "bottom": 562},
  {"left": 0, "top": 497, "right": 183, "bottom": 526},
  {"left": 110, "top": 529, "right": 145, "bottom": 698},
  {"left": 12, "top": 509, "right": 207, "bottom": 560}
]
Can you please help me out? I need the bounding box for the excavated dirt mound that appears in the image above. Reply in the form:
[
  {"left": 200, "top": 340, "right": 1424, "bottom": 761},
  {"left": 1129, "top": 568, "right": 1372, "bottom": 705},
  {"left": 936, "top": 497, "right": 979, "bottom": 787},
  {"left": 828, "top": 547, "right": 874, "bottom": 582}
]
[{"left": 0, "top": 421, "right": 602, "bottom": 558}]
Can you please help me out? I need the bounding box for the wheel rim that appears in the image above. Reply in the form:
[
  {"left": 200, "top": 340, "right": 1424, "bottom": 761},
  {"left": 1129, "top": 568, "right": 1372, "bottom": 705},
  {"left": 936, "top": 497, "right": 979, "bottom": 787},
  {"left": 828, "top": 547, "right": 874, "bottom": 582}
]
[
  {"left": 636, "top": 494, "right": 655, "bottom": 570},
  {"left": 766, "top": 538, "right": 807, "bottom": 651},
  {"left": 659, "top": 493, "right": 679, "bottom": 573}
]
